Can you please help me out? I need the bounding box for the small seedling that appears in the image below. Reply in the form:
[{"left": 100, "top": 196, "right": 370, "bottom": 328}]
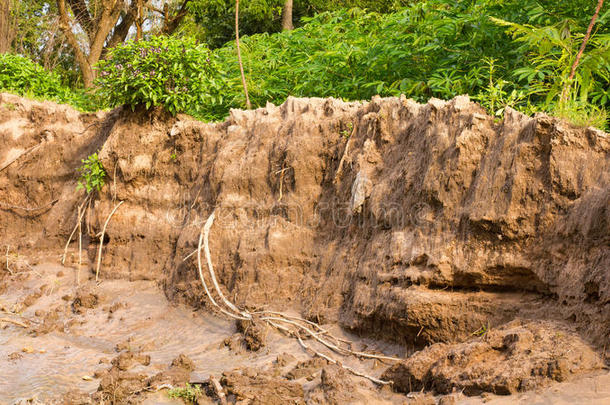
[
  {"left": 77, "top": 152, "right": 106, "bottom": 193},
  {"left": 170, "top": 152, "right": 178, "bottom": 161},
  {"left": 340, "top": 122, "right": 353, "bottom": 138},
  {"left": 167, "top": 383, "right": 202, "bottom": 403},
  {"left": 471, "top": 322, "right": 490, "bottom": 337}
]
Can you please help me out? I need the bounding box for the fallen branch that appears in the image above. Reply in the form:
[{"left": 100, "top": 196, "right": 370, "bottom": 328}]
[{"left": 95, "top": 201, "right": 124, "bottom": 282}]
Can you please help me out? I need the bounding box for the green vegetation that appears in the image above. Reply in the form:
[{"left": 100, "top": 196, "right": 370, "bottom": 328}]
[
  {"left": 96, "top": 36, "right": 224, "bottom": 117},
  {"left": 186, "top": 0, "right": 412, "bottom": 49},
  {"left": 209, "top": 1, "right": 608, "bottom": 128},
  {"left": 0, "top": 0, "right": 608, "bottom": 129},
  {"left": 0, "top": 53, "right": 68, "bottom": 100},
  {"left": 0, "top": 53, "right": 102, "bottom": 111},
  {"left": 77, "top": 153, "right": 106, "bottom": 194},
  {"left": 167, "top": 383, "right": 203, "bottom": 403}
]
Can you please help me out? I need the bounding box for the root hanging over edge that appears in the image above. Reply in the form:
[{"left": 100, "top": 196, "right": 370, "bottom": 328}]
[{"left": 193, "top": 210, "right": 400, "bottom": 386}]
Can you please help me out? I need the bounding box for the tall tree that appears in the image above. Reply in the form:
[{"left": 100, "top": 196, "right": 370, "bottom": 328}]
[
  {"left": 282, "top": 0, "right": 293, "bottom": 30},
  {"left": 56, "top": 0, "right": 146, "bottom": 87}
]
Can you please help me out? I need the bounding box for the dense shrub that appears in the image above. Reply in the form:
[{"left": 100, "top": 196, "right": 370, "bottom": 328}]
[
  {"left": 0, "top": 53, "right": 103, "bottom": 111},
  {"left": 0, "top": 53, "right": 68, "bottom": 100},
  {"left": 96, "top": 36, "right": 225, "bottom": 117}
]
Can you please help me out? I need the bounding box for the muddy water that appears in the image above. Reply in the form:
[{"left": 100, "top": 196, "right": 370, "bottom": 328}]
[{"left": 0, "top": 262, "right": 398, "bottom": 404}]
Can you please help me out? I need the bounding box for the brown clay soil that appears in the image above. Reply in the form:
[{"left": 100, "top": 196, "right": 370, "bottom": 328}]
[{"left": 0, "top": 92, "right": 609, "bottom": 404}]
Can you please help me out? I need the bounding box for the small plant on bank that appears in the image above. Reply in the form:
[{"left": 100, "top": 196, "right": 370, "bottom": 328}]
[
  {"left": 95, "top": 36, "right": 225, "bottom": 117},
  {"left": 76, "top": 152, "right": 106, "bottom": 193},
  {"left": 167, "top": 383, "right": 203, "bottom": 403}
]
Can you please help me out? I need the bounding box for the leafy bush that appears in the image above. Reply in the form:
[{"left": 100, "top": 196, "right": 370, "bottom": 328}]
[
  {"left": 205, "top": 0, "right": 608, "bottom": 128},
  {"left": 77, "top": 153, "right": 106, "bottom": 194},
  {"left": 0, "top": 53, "right": 102, "bottom": 112},
  {"left": 96, "top": 36, "right": 225, "bottom": 117},
  {"left": 0, "top": 53, "right": 68, "bottom": 100}
]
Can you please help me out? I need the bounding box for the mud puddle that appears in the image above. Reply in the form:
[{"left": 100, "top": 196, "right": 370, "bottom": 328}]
[{"left": 0, "top": 260, "right": 404, "bottom": 404}]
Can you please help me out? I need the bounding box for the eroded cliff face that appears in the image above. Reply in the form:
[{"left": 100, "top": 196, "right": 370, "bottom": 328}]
[{"left": 1, "top": 92, "right": 608, "bottom": 393}]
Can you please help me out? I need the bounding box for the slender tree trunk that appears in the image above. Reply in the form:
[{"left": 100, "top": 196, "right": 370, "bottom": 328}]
[
  {"left": 561, "top": 0, "right": 605, "bottom": 103},
  {"left": 0, "top": 0, "right": 16, "bottom": 53},
  {"left": 136, "top": 0, "right": 143, "bottom": 41},
  {"left": 235, "top": 0, "right": 251, "bottom": 109},
  {"left": 282, "top": 0, "right": 293, "bottom": 31}
]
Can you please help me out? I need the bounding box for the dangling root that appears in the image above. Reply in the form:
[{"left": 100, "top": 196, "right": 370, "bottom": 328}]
[
  {"left": 193, "top": 210, "right": 400, "bottom": 385},
  {"left": 95, "top": 201, "right": 124, "bottom": 282}
]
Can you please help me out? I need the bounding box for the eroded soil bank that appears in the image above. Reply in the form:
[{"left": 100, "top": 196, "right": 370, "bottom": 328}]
[{"left": 0, "top": 92, "right": 609, "bottom": 403}]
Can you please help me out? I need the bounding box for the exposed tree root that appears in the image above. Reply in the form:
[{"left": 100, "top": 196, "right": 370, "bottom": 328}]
[{"left": 193, "top": 210, "right": 400, "bottom": 386}]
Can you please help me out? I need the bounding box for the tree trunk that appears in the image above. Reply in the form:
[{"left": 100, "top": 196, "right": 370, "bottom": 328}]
[
  {"left": 282, "top": 0, "right": 293, "bottom": 31},
  {"left": 0, "top": 0, "right": 16, "bottom": 53},
  {"left": 136, "top": 0, "right": 143, "bottom": 41}
]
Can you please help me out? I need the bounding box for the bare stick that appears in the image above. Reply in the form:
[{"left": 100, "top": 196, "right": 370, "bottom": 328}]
[
  {"left": 5, "top": 245, "right": 13, "bottom": 275},
  {"left": 0, "top": 317, "right": 28, "bottom": 328},
  {"left": 0, "top": 143, "right": 42, "bottom": 174},
  {"left": 95, "top": 201, "right": 124, "bottom": 282},
  {"left": 62, "top": 194, "right": 91, "bottom": 265},
  {"left": 203, "top": 211, "right": 252, "bottom": 319},
  {"left": 235, "top": 0, "right": 251, "bottom": 109}
]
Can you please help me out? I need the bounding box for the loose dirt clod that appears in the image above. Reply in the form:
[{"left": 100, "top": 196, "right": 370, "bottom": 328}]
[
  {"left": 382, "top": 320, "right": 604, "bottom": 396},
  {"left": 236, "top": 318, "right": 268, "bottom": 351}
]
